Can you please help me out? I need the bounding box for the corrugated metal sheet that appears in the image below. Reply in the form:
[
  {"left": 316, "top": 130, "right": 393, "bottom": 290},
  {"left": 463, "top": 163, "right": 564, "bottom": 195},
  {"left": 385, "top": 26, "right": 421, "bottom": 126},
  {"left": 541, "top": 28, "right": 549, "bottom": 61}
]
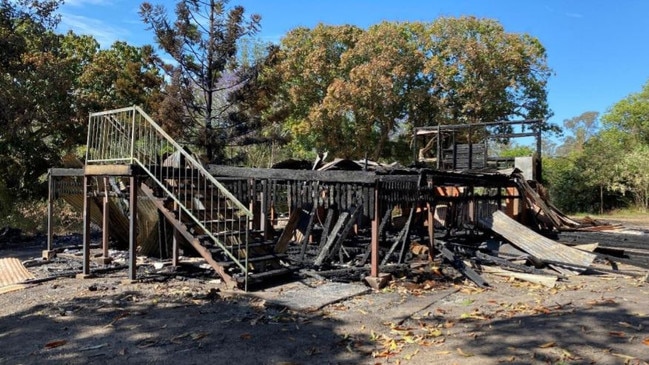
[
  {"left": 481, "top": 211, "right": 596, "bottom": 276},
  {"left": 0, "top": 258, "right": 35, "bottom": 286}
]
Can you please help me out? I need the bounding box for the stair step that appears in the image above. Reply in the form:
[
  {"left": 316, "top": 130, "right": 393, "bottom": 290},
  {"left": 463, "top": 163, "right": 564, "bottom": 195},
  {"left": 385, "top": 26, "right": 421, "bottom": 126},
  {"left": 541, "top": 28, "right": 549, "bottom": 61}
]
[
  {"left": 196, "top": 230, "right": 264, "bottom": 240},
  {"left": 241, "top": 253, "right": 288, "bottom": 263},
  {"left": 217, "top": 253, "right": 287, "bottom": 267},
  {"left": 243, "top": 266, "right": 299, "bottom": 284}
]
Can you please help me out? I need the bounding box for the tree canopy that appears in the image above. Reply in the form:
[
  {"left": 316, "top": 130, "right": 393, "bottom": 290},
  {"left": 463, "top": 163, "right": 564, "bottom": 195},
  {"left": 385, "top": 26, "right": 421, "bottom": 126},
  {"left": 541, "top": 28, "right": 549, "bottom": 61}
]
[
  {"left": 0, "top": 0, "right": 165, "bottom": 207},
  {"left": 139, "top": 0, "right": 261, "bottom": 162},
  {"left": 253, "top": 17, "right": 553, "bottom": 161},
  {"left": 545, "top": 80, "right": 649, "bottom": 213}
]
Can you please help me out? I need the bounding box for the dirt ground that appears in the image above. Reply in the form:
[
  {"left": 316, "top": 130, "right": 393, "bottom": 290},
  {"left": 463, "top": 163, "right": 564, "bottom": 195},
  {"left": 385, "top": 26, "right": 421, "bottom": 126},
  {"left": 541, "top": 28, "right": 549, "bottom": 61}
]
[{"left": 1, "top": 230, "right": 649, "bottom": 364}]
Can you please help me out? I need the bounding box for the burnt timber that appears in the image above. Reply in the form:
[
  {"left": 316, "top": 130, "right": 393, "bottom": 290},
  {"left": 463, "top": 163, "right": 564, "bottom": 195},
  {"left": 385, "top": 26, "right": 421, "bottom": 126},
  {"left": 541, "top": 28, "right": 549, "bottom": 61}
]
[{"left": 47, "top": 107, "right": 649, "bottom": 290}]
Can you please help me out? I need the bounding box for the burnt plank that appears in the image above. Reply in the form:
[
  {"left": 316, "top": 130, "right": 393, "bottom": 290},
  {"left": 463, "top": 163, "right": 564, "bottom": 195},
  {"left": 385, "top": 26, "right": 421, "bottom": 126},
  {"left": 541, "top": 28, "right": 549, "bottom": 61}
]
[
  {"left": 439, "top": 245, "right": 489, "bottom": 288},
  {"left": 318, "top": 208, "right": 335, "bottom": 250},
  {"left": 299, "top": 203, "right": 318, "bottom": 261},
  {"left": 274, "top": 207, "right": 301, "bottom": 253},
  {"left": 208, "top": 164, "right": 376, "bottom": 184},
  {"left": 314, "top": 212, "right": 350, "bottom": 266}
]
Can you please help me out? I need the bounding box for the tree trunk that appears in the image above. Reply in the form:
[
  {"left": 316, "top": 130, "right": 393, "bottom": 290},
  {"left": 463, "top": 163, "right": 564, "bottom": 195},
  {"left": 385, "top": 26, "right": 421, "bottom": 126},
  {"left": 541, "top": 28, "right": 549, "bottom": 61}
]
[{"left": 599, "top": 184, "right": 604, "bottom": 215}]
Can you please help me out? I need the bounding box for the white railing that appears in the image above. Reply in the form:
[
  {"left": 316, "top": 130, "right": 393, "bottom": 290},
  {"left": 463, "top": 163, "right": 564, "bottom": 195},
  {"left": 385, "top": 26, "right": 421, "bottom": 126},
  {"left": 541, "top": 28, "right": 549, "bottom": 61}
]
[{"left": 86, "top": 106, "right": 252, "bottom": 283}]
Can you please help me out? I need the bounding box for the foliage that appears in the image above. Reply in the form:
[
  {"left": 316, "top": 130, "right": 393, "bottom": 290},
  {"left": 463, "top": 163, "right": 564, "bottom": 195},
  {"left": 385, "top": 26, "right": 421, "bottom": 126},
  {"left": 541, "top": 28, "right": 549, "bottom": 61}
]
[
  {"left": 259, "top": 17, "right": 554, "bottom": 160},
  {"left": 544, "top": 112, "right": 625, "bottom": 214},
  {"left": 140, "top": 0, "right": 261, "bottom": 162},
  {"left": 605, "top": 138, "right": 649, "bottom": 211},
  {"left": 555, "top": 111, "right": 599, "bottom": 156},
  {"left": 596, "top": 81, "right": 649, "bottom": 211},
  {"left": 602, "top": 80, "right": 649, "bottom": 145},
  {"left": 544, "top": 102, "right": 649, "bottom": 213},
  {"left": 423, "top": 17, "right": 553, "bottom": 126},
  {"left": 0, "top": 0, "right": 165, "bottom": 220},
  {"left": 494, "top": 144, "right": 535, "bottom": 158},
  {"left": 0, "top": 0, "right": 73, "bottom": 201},
  {"left": 77, "top": 41, "right": 164, "bottom": 113}
]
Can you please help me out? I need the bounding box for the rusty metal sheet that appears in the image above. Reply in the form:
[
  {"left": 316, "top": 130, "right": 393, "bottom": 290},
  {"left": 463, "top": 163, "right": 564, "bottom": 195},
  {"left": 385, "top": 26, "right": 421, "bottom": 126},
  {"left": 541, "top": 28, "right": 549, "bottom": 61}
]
[{"left": 0, "top": 258, "right": 35, "bottom": 287}]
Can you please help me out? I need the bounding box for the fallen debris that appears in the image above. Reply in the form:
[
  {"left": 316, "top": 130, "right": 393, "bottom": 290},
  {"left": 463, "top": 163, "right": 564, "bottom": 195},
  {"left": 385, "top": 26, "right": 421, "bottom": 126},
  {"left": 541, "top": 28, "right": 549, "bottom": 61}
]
[
  {"left": 0, "top": 257, "right": 35, "bottom": 287},
  {"left": 480, "top": 211, "right": 596, "bottom": 276},
  {"left": 480, "top": 266, "right": 558, "bottom": 287}
]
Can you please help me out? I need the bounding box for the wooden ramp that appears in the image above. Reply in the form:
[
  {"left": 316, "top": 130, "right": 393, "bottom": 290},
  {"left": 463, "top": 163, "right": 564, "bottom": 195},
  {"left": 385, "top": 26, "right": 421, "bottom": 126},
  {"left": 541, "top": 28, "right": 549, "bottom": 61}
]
[{"left": 480, "top": 211, "right": 596, "bottom": 276}]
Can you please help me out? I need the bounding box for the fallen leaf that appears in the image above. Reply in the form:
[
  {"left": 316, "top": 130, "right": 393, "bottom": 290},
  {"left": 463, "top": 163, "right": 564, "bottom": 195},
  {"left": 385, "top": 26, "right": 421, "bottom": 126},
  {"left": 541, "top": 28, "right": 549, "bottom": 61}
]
[
  {"left": 404, "top": 349, "right": 419, "bottom": 360},
  {"left": 460, "top": 298, "right": 474, "bottom": 306},
  {"left": 642, "top": 338, "right": 649, "bottom": 346},
  {"left": 240, "top": 333, "right": 252, "bottom": 340},
  {"left": 618, "top": 321, "right": 642, "bottom": 331},
  {"left": 191, "top": 332, "right": 209, "bottom": 341},
  {"left": 611, "top": 353, "right": 636, "bottom": 361},
  {"left": 137, "top": 339, "right": 159, "bottom": 348},
  {"left": 45, "top": 340, "right": 67, "bottom": 349},
  {"left": 171, "top": 332, "right": 190, "bottom": 343},
  {"left": 456, "top": 347, "right": 474, "bottom": 357},
  {"left": 609, "top": 331, "right": 626, "bottom": 338},
  {"left": 105, "top": 311, "right": 130, "bottom": 327},
  {"left": 538, "top": 341, "right": 556, "bottom": 348},
  {"left": 79, "top": 343, "right": 109, "bottom": 351}
]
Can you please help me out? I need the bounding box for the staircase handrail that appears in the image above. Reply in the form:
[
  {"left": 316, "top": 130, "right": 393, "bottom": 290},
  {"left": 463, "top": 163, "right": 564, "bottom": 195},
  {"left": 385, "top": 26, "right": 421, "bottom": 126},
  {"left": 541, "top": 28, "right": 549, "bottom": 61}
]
[{"left": 86, "top": 106, "right": 252, "bottom": 278}]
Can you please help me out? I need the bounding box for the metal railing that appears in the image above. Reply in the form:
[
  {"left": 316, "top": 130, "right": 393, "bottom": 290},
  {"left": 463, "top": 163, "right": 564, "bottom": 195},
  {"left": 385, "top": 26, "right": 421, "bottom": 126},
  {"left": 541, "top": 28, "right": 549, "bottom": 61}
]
[{"left": 86, "top": 106, "right": 252, "bottom": 285}]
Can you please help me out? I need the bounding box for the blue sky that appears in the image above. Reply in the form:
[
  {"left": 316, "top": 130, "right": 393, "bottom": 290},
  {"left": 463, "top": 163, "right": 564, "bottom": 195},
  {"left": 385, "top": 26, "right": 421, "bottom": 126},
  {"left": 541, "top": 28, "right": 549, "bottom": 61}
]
[{"left": 57, "top": 0, "right": 649, "bottom": 138}]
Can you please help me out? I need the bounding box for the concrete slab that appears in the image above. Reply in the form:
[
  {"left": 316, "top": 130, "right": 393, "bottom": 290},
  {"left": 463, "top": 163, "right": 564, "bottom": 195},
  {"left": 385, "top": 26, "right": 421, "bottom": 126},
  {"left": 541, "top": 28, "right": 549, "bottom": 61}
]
[{"left": 265, "top": 282, "right": 371, "bottom": 311}]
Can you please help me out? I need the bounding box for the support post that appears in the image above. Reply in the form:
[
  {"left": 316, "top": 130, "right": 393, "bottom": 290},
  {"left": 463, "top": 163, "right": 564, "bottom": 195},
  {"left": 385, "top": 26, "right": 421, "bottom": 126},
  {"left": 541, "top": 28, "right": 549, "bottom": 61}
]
[
  {"left": 82, "top": 176, "right": 91, "bottom": 275},
  {"left": 427, "top": 202, "right": 436, "bottom": 261},
  {"left": 128, "top": 174, "right": 138, "bottom": 280},
  {"left": 47, "top": 172, "right": 53, "bottom": 252},
  {"left": 172, "top": 234, "right": 179, "bottom": 266},
  {"left": 365, "top": 183, "right": 390, "bottom": 290},
  {"left": 101, "top": 177, "right": 110, "bottom": 262},
  {"left": 43, "top": 171, "right": 57, "bottom": 260},
  {"left": 260, "top": 179, "right": 269, "bottom": 240},
  {"left": 371, "top": 186, "right": 379, "bottom": 277}
]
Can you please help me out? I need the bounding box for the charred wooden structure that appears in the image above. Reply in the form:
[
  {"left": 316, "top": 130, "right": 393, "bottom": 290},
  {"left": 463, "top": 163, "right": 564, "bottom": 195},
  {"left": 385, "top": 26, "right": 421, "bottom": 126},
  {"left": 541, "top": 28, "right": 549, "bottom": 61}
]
[{"left": 47, "top": 107, "right": 648, "bottom": 290}]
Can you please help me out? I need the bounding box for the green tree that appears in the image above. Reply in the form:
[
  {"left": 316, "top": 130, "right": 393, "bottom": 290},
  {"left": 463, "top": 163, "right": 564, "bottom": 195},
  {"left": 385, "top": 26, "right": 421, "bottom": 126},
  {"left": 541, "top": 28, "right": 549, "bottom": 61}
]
[
  {"left": 261, "top": 18, "right": 554, "bottom": 160},
  {"left": 0, "top": 0, "right": 80, "bottom": 201},
  {"left": 317, "top": 22, "right": 431, "bottom": 160},
  {"left": 139, "top": 0, "right": 261, "bottom": 162},
  {"left": 271, "top": 24, "right": 363, "bottom": 158},
  {"left": 602, "top": 80, "right": 649, "bottom": 145},
  {"left": 424, "top": 17, "right": 553, "bottom": 126},
  {"left": 600, "top": 81, "right": 649, "bottom": 210},
  {"left": 77, "top": 41, "right": 164, "bottom": 113},
  {"left": 556, "top": 111, "right": 599, "bottom": 155},
  {"left": 612, "top": 144, "right": 649, "bottom": 210},
  {"left": 545, "top": 110, "right": 626, "bottom": 214}
]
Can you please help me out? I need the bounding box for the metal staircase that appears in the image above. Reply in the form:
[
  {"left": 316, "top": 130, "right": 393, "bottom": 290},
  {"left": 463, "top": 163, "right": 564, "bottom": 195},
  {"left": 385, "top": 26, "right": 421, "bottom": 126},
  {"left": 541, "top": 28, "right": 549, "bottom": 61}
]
[{"left": 85, "top": 106, "right": 292, "bottom": 289}]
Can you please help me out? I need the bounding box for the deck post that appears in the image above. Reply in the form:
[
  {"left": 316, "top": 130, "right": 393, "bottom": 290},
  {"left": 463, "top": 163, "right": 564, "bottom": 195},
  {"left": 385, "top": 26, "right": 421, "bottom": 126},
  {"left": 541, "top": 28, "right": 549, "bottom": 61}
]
[
  {"left": 365, "top": 183, "right": 390, "bottom": 289},
  {"left": 102, "top": 177, "right": 110, "bottom": 260},
  {"left": 42, "top": 171, "right": 57, "bottom": 260},
  {"left": 82, "top": 175, "right": 91, "bottom": 275},
  {"left": 172, "top": 209, "right": 180, "bottom": 267},
  {"left": 129, "top": 174, "right": 138, "bottom": 280}
]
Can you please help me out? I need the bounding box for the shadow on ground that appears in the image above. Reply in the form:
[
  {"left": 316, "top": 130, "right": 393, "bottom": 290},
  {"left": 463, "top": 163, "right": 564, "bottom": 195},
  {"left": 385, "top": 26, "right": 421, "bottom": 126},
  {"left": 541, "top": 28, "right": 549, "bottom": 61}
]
[
  {"left": 405, "top": 294, "right": 649, "bottom": 364},
  {"left": 0, "top": 285, "right": 369, "bottom": 365}
]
